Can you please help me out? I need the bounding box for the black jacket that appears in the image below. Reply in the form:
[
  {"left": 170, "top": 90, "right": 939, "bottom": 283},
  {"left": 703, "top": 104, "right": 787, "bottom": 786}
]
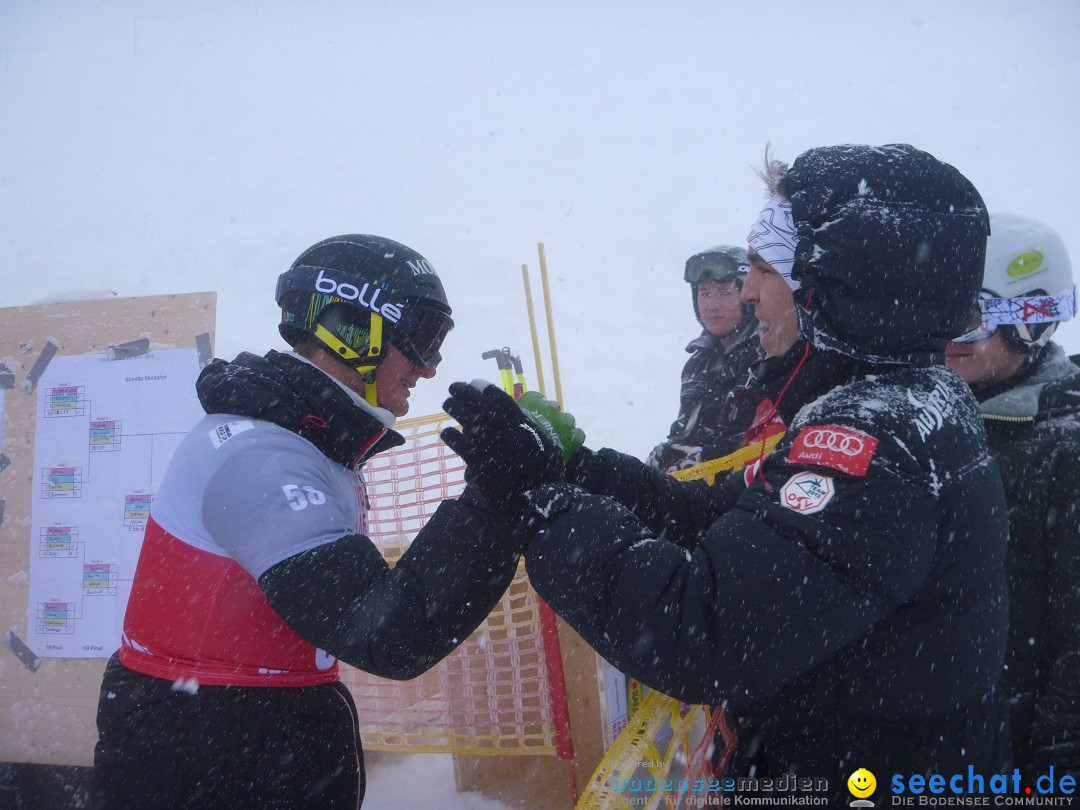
[
  {"left": 519, "top": 145, "right": 1009, "bottom": 797},
  {"left": 199, "top": 350, "right": 520, "bottom": 679},
  {"left": 531, "top": 363, "right": 1008, "bottom": 785},
  {"left": 647, "top": 319, "right": 762, "bottom": 472},
  {"left": 977, "top": 343, "right": 1080, "bottom": 779}
]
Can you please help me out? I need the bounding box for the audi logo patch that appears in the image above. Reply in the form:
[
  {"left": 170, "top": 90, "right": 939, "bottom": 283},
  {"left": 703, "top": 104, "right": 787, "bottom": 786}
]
[{"left": 787, "top": 424, "right": 879, "bottom": 476}]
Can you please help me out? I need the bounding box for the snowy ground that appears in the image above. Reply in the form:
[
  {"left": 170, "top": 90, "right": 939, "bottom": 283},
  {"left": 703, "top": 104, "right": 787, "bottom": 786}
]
[
  {"left": 365, "top": 756, "right": 524, "bottom": 810},
  {"left": 365, "top": 753, "right": 514, "bottom": 810}
]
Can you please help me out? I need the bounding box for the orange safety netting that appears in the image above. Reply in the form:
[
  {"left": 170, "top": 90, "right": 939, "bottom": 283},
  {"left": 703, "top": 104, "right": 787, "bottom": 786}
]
[{"left": 339, "top": 413, "right": 562, "bottom": 757}]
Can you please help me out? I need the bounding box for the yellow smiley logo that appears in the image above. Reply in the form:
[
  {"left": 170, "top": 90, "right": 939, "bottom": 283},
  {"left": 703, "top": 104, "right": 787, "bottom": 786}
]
[{"left": 848, "top": 768, "right": 876, "bottom": 798}]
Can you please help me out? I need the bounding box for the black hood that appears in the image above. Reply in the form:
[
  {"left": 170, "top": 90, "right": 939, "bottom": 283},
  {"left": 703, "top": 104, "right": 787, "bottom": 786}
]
[
  {"left": 196, "top": 350, "right": 404, "bottom": 469},
  {"left": 785, "top": 144, "right": 990, "bottom": 366}
]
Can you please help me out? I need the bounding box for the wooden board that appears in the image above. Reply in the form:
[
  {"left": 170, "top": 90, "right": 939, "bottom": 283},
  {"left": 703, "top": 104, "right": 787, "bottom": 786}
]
[
  {"left": 453, "top": 620, "right": 611, "bottom": 808},
  {"left": 0, "top": 293, "right": 215, "bottom": 766}
]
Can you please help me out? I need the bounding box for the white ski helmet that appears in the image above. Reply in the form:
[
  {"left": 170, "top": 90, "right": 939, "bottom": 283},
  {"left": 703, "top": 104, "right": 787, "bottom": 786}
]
[{"left": 977, "top": 213, "right": 1074, "bottom": 352}]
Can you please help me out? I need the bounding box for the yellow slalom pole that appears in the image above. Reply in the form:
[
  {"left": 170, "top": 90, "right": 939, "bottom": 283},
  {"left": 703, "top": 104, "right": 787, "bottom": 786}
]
[
  {"left": 521, "top": 263, "right": 547, "bottom": 397},
  {"left": 537, "top": 243, "right": 564, "bottom": 408}
]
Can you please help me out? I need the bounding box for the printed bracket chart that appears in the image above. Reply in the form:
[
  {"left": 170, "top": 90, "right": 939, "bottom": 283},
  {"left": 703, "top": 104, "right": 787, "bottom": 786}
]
[{"left": 30, "top": 349, "right": 205, "bottom": 657}]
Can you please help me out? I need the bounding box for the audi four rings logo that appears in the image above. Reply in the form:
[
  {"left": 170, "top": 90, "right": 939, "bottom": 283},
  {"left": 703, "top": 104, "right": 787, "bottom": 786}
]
[{"left": 801, "top": 428, "right": 865, "bottom": 457}]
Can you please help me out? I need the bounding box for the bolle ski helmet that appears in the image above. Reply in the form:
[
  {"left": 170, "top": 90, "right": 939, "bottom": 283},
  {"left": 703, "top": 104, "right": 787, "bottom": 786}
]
[
  {"left": 684, "top": 245, "right": 750, "bottom": 321},
  {"left": 954, "top": 213, "right": 1074, "bottom": 353},
  {"left": 276, "top": 234, "right": 454, "bottom": 401}
]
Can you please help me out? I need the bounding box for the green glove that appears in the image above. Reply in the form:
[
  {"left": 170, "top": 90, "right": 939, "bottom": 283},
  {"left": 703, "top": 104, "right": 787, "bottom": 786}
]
[{"left": 516, "top": 391, "right": 586, "bottom": 463}]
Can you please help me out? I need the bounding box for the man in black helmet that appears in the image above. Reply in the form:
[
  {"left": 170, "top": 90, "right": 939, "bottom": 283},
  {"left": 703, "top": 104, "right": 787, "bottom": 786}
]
[
  {"left": 646, "top": 245, "right": 762, "bottom": 473},
  {"left": 91, "top": 235, "right": 520, "bottom": 809},
  {"left": 442, "top": 145, "right": 1011, "bottom": 801}
]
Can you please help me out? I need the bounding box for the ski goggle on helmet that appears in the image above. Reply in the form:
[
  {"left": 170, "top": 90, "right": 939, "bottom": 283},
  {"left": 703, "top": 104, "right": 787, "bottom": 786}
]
[
  {"left": 951, "top": 213, "right": 1074, "bottom": 348},
  {"left": 276, "top": 235, "right": 454, "bottom": 373},
  {"left": 684, "top": 245, "right": 750, "bottom": 286}
]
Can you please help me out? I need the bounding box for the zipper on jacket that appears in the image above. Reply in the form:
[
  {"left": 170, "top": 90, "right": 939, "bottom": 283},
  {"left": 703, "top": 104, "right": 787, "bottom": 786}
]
[{"left": 982, "top": 413, "right": 1035, "bottom": 424}]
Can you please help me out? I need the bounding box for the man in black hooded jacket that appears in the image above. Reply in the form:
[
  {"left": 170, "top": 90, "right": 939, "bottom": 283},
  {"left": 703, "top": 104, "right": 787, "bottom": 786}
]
[{"left": 442, "top": 145, "right": 1011, "bottom": 804}]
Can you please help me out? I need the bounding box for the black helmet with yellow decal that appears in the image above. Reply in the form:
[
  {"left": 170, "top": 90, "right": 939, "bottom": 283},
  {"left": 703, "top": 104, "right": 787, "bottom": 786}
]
[{"left": 276, "top": 234, "right": 454, "bottom": 403}]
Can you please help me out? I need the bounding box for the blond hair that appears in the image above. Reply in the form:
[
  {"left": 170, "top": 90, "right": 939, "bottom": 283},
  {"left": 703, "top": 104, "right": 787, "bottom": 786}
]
[{"left": 755, "top": 142, "right": 790, "bottom": 199}]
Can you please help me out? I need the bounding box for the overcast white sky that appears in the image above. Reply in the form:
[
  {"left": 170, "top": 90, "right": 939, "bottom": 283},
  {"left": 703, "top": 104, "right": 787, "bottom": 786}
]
[{"left": 3, "top": 1, "right": 1079, "bottom": 458}]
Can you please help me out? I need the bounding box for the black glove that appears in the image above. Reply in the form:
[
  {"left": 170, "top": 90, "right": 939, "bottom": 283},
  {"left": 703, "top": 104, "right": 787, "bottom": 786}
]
[{"left": 441, "top": 381, "right": 564, "bottom": 512}]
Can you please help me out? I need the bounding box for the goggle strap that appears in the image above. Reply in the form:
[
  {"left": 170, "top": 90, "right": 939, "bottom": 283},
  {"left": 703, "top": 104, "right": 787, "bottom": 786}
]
[
  {"left": 312, "top": 316, "right": 383, "bottom": 408},
  {"left": 314, "top": 323, "right": 362, "bottom": 363},
  {"left": 368, "top": 313, "right": 383, "bottom": 361},
  {"left": 364, "top": 379, "right": 379, "bottom": 408},
  {"left": 313, "top": 314, "right": 385, "bottom": 366},
  {"left": 980, "top": 289, "right": 1076, "bottom": 326}
]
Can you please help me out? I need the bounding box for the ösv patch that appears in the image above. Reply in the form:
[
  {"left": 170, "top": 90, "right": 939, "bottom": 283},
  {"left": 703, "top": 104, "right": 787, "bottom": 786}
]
[{"left": 780, "top": 471, "right": 835, "bottom": 515}]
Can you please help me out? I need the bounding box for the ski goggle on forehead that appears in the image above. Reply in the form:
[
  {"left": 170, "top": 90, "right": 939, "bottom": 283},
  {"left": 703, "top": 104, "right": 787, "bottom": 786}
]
[
  {"left": 685, "top": 255, "right": 748, "bottom": 285},
  {"left": 951, "top": 288, "right": 1077, "bottom": 343}
]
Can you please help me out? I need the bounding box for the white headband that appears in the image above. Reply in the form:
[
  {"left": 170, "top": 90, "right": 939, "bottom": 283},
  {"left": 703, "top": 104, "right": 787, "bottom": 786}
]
[{"left": 748, "top": 194, "right": 799, "bottom": 290}]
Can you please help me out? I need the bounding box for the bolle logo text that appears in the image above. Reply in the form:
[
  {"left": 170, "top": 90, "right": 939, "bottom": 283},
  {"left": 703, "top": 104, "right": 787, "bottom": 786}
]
[
  {"left": 315, "top": 269, "right": 402, "bottom": 324},
  {"left": 802, "top": 428, "right": 865, "bottom": 457}
]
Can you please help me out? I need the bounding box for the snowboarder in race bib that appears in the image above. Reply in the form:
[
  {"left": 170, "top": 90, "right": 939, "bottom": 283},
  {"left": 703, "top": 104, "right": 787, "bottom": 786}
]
[{"left": 92, "top": 234, "right": 519, "bottom": 809}]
